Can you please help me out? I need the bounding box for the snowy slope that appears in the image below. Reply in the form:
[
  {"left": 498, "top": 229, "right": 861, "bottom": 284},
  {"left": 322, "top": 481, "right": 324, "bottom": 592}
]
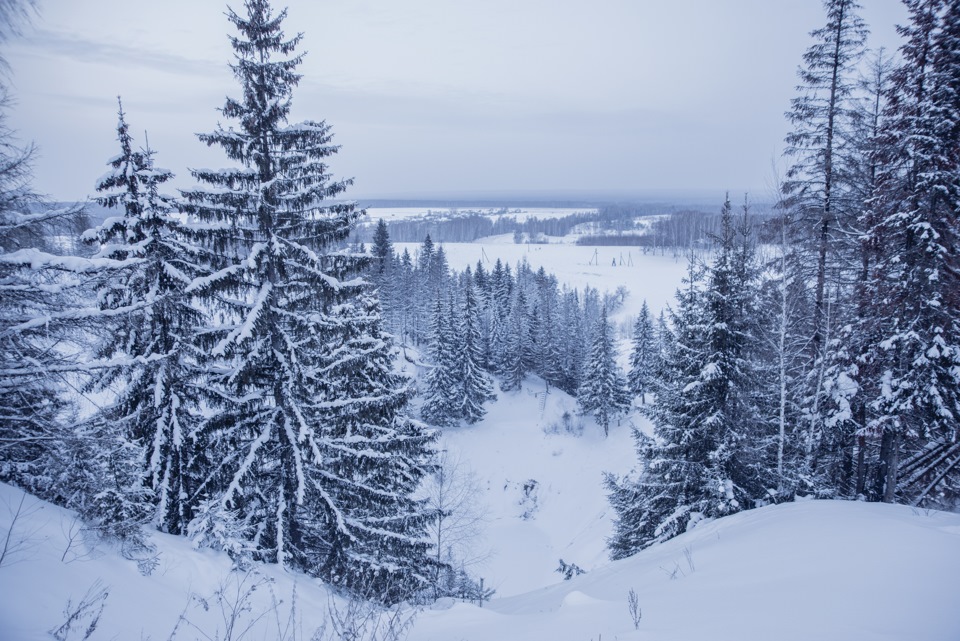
[
  {"left": 3, "top": 479, "right": 959, "bottom": 641},
  {"left": 0, "top": 482, "right": 337, "bottom": 641},
  {"left": 413, "top": 499, "right": 960, "bottom": 641},
  {"left": 434, "top": 377, "right": 642, "bottom": 598}
]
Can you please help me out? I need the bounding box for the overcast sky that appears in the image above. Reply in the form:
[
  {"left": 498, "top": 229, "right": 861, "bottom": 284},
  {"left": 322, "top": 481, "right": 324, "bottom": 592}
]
[{"left": 7, "top": 0, "right": 908, "bottom": 203}]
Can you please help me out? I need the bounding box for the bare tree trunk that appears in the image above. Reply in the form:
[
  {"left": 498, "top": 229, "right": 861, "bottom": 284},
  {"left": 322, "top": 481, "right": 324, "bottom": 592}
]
[
  {"left": 777, "top": 224, "right": 789, "bottom": 488},
  {"left": 876, "top": 429, "right": 900, "bottom": 503},
  {"left": 855, "top": 434, "right": 867, "bottom": 497},
  {"left": 805, "top": 295, "right": 832, "bottom": 477},
  {"left": 810, "top": 10, "right": 843, "bottom": 359}
]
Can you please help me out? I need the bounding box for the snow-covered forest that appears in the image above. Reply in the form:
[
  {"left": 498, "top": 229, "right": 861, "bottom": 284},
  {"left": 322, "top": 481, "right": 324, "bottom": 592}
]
[{"left": 1, "top": 0, "right": 959, "bottom": 639}]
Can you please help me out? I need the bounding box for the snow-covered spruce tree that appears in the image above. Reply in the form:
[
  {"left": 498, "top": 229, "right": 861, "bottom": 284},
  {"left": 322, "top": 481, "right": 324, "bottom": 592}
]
[
  {"left": 580, "top": 285, "right": 603, "bottom": 358},
  {"left": 500, "top": 283, "right": 533, "bottom": 392},
  {"left": 782, "top": 0, "right": 869, "bottom": 476},
  {"left": 457, "top": 273, "right": 495, "bottom": 424},
  {"left": 392, "top": 248, "right": 415, "bottom": 343},
  {"left": 577, "top": 305, "right": 630, "bottom": 437},
  {"left": 627, "top": 300, "right": 655, "bottom": 404},
  {"left": 371, "top": 218, "right": 392, "bottom": 279},
  {"left": 486, "top": 259, "right": 511, "bottom": 374},
  {"left": 421, "top": 297, "right": 460, "bottom": 427},
  {"left": 80, "top": 100, "right": 209, "bottom": 536},
  {"left": 369, "top": 218, "right": 407, "bottom": 339},
  {"left": 702, "top": 200, "right": 769, "bottom": 492},
  {"left": 608, "top": 201, "right": 768, "bottom": 554},
  {"left": 472, "top": 260, "right": 494, "bottom": 372},
  {"left": 814, "top": 48, "right": 897, "bottom": 499},
  {"left": 179, "top": 0, "right": 436, "bottom": 599},
  {"left": 860, "top": 0, "right": 960, "bottom": 505},
  {"left": 606, "top": 266, "right": 710, "bottom": 554},
  {"left": 529, "top": 266, "right": 565, "bottom": 388},
  {"left": 368, "top": 218, "right": 395, "bottom": 327},
  {"left": 410, "top": 234, "right": 445, "bottom": 346},
  {"left": 557, "top": 287, "right": 585, "bottom": 395}
]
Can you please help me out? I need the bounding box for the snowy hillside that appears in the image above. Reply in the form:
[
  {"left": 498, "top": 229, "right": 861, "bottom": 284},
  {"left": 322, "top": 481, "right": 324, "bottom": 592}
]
[
  {"left": 3, "top": 364, "right": 959, "bottom": 641},
  {"left": 425, "top": 376, "right": 641, "bottom": 597},
  {"left": 0, "top": 432, "right": 960, "bottom": 641},
  {"left": 412, "top": 499, "right": 960, "bottom": 641}
]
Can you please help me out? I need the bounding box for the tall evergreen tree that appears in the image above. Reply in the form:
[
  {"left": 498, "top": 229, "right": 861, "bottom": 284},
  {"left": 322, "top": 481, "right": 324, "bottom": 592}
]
[
  {"left": 371, "top": 218, "right": 392, "bottom": 278},
  {"left": 369, "top": 219, "right": 395, "bottom": 323},
  {"left": 82, "top": 100, "right": 208, "bottom": 535},
  {"left": 607, "top": 265, "right": 711, "bottom": 554},
  {"left": 861, "top": 0, "right": 960, "bottom": 505},
  {"left": 179, "top": 0, "right": 435, "bottom": 597},
  {"left": 627, "top": 300, "right": 655, "bottom": 404},
  {"left": 783, "top": 0, "right": 870, "bottom": 475},
  {"left": 529, "top": 267, "right": 564, "bottom": 387},
  {"left": 608, "top": 200, "right": 767, "bottom": 555},
  {"left": 411, "top": 235, "right": 437, "bottom": 345},
  {"left": 501, "top": 284, "right": 533, "bottom": 391},
  {"left": 577, "top": 306, "right": 630, "bottom": 437},
  {"left": 421, "top": 297, "right": 460, "bottom": 427},
  {"left": 457, "top": 275, "right": 495, "bottom": 424},
  {"left": 558, "top": 287, "right": 586, "bottom": 395},
  {"left": 396, "top": 248, "right": 415, "bottom": 342}
]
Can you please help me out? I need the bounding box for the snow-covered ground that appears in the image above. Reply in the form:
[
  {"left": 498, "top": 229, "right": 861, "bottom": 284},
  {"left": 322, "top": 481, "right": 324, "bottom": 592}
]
[
  {"left": 412, "top": 498, "right": 960, "bottom": 641},
  {"left": 3, "top": 474, "right": 959, "bottom": 641},
  {"left": 423, "top": 377, "right": 642, "bottom": 598}
]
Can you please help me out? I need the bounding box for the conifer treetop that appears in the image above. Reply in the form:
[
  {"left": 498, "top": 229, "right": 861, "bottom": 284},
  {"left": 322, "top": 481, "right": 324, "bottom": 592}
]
[{"left": 185, "top": 0, "right": 359, "bottom": 245}]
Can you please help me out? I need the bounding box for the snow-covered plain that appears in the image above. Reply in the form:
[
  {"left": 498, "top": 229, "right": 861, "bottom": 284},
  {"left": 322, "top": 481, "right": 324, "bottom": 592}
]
[{"left": 2, "top": 216, "right": 958, "bottom": 641}]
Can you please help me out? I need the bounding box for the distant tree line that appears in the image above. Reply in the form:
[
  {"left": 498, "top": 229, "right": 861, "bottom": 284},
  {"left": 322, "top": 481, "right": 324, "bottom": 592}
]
[
  {"left": 578, "top": 207, "right": 777, "bottom": 255},
  {"left": 355, "top": 210, "right": 599, "bottom": 243},
  {"left": 357, "top": 202, "right": 779, "bottom": 255}
]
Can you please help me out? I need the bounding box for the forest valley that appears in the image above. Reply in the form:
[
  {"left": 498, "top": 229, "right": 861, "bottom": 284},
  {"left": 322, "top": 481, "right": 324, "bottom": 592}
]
[{"left": 0, "top": 0, "right": 958, "bottom": 625}]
